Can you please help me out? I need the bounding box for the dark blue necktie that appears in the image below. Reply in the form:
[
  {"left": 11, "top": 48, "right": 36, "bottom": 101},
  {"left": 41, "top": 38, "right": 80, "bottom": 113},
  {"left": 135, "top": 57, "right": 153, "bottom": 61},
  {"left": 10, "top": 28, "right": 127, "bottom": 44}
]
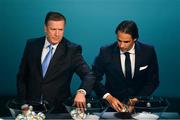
[
  {"left": 124, "top": 52, "right": 132, "bottom": 80},
  {"left": 42, "top": 45, "right": 53, "bottom": 78}
]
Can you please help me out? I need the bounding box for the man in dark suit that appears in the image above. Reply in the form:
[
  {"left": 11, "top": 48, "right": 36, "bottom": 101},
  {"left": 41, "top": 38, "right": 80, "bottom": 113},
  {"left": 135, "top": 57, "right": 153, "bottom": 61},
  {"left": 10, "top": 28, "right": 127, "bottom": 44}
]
[
  {"left": 92, "top": 20, "right": 159, "bottom": 112},
  {"left": 17, "top": 11, "right": 95, "bottom": 113}
]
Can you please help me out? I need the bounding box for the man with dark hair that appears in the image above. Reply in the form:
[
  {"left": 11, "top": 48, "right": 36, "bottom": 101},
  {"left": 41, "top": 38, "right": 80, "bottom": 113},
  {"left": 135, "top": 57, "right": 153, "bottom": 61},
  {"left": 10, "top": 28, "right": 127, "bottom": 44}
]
[
  {"left": 17, "top": 11, "right": 95, "bottom": 113},
  {"left": 92, "top": 20, "right": 159, "bottom": 112}
]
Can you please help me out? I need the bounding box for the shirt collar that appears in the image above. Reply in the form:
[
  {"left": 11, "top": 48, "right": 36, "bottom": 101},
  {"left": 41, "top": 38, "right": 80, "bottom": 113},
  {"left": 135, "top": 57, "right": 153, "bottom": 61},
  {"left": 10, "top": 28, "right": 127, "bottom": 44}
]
[{"left": 44, "top": 37, "right": 58, "bottom": 49}]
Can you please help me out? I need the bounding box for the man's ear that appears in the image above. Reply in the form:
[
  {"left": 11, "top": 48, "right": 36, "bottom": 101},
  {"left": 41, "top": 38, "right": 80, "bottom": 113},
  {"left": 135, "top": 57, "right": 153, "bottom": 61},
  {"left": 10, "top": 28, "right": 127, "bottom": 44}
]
[{"left": 44, "top": 25, "right": 47, "bottom": 33}]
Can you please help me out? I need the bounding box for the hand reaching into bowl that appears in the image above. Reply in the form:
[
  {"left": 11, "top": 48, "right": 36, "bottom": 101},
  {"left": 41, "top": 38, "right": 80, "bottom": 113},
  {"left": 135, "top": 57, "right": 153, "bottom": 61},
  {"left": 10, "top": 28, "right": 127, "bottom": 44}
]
[
  {"left": 73, "top": 89, "right": 86, "bottom": 112},
  {"left": 105, "top": 94, "right": 127, "bottom": 112},
  {"left": 127, "top": 98, "right": 138, "bottom": 113}
]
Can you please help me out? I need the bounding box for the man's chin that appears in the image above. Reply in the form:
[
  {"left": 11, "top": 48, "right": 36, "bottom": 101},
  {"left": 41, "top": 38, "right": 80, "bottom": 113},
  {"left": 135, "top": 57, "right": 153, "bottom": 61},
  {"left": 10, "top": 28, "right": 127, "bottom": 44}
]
[
  {"left": 121, "top": 49, "right": 127, "bottom": 52},
  {"left": 50, "top": 39, "right": 62, "bottom": 44}
]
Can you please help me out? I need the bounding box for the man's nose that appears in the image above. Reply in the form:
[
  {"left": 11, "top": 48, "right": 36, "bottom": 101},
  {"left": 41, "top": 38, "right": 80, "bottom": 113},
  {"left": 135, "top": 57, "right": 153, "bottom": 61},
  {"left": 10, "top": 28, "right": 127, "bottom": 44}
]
[
  {"left": 119, "top": 42, "right": 125, "bottom": 48},
  {"left": 55, "top": 30, "right": 59, "bottom": 36}
]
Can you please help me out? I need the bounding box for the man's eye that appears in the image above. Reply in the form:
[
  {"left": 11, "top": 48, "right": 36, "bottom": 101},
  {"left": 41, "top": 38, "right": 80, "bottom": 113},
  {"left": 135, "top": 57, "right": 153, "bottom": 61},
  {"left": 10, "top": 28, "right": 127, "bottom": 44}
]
[
  {"left": 50, "top": 28, "right": 56, "bottom": 30},
  {"left": 117, "top": 40, "right": 130, "bottom": 43},
  {"left": 117, "top": 39, "right": 121, "bottom": 42},
  {"left": 124, "top": 41, "right": 130, "bottom": 43}
]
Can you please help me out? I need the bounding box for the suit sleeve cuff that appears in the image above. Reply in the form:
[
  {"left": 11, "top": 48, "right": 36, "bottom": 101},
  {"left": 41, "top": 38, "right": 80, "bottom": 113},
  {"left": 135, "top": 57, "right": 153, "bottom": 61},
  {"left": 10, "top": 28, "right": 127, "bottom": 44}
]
[{"left": 103, "top": 93, "right": 110, "bottom": 99}]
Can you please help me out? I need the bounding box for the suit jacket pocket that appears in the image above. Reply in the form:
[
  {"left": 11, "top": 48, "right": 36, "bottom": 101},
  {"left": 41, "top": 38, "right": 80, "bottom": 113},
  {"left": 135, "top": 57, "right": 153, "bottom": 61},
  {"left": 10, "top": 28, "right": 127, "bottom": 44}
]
[{"left": 139, "top": 65, "right": 148, "bottom": 71}]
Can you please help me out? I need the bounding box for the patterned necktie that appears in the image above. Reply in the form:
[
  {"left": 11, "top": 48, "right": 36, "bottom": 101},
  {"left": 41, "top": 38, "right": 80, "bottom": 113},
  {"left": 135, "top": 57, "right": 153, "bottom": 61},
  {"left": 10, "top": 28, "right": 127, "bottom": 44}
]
[
  {"left": 124, "top": 52, "right": 132, "bottom": 80},
  {"left": 42, "top": 45, "right": 53, "bottom": 78}
]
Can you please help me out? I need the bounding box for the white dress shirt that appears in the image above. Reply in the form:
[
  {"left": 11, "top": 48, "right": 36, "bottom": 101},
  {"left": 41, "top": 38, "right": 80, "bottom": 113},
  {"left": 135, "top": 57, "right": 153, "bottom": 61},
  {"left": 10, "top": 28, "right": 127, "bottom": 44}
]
[
  {"left": 120, "top": 44, "right": 135, "bottom": 78},
  {"left": 41, "top": 38, "right": 58, "bottom": 64}
]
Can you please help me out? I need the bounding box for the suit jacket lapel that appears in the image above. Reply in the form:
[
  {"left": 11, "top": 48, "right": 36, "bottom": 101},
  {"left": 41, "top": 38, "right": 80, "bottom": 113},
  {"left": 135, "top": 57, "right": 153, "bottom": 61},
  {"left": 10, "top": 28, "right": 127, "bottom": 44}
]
[
  {"left": 44, "top": 39, "right": 66, "bottom": 80},
  {"left": 112, "top": 43, "right": 126, "bottom": 80},
  {"left": 35, "top": 37, "right": 45, "bottom": 78},
  {"left": 133, "top": 42, "right": 141, "bottom": 79}
]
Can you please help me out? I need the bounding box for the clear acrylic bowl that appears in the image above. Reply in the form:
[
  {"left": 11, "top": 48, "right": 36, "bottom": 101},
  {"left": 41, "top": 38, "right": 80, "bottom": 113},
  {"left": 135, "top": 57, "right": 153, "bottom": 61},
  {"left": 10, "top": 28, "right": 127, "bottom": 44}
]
[
  {"left": 7, "top": 98, "right": 54, "bottom": 118},
  {"left": 63, "top": 97, "right": 108, "bottom": 120},
  {"left": 132, "top": 96, "right": 169, "bottom": 113}
]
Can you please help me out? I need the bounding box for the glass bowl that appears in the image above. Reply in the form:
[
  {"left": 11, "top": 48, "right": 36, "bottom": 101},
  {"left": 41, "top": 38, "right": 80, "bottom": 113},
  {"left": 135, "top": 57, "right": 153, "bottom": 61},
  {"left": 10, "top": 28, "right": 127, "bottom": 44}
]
[
  {"left": 7, "top": 98, "right": 54, "bottom": 118},
  {"left": 132, "top": 96, "right": 169, "bottom": 113},
  {"left": 63, "top": 97, "right": 108, "bottom": 120}
]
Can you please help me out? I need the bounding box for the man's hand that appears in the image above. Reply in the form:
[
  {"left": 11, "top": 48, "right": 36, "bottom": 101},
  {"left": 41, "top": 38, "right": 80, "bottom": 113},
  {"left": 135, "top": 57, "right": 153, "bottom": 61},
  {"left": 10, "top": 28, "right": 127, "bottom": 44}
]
[
  {"left": 105, "top": 94, "right": 126, "bottom": 112},
  {"left": 73, "top": 91, "right": 86, "bottom": 112},
  {"left": 127, "top": 98, "right": 138, "bottom": 113}
]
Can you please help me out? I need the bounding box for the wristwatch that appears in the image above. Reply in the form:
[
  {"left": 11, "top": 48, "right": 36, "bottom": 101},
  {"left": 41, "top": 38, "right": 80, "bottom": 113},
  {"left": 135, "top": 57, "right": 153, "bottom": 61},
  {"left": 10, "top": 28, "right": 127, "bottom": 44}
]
[{"left": 77, "top": 89, "right": 86, "bottom": 95}]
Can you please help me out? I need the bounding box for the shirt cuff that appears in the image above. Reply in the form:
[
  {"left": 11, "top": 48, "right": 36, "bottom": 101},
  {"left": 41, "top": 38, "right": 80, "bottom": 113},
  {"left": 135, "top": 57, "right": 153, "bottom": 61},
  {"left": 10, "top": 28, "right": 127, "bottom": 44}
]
[
  {"left": 77, "top": 89, "right": 86, "bottom": 96},
  {"left": 103, "top": 93, "right": 110, "bottom": 99}
]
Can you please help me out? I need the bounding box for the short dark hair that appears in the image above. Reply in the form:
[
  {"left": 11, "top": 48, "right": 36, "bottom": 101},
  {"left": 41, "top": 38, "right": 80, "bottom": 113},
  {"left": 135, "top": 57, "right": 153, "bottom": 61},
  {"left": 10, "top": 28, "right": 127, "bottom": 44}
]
[
  {"left": 44, "top": 11, "right": 66, "bottom": 25},
  {"left": 115, "top": 20, "right": 139, "bottom": 39}
]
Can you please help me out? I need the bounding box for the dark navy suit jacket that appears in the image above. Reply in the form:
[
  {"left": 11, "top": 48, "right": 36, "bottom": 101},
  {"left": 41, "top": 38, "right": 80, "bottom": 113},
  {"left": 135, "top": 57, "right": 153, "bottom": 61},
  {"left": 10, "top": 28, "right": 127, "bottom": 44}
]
[
  {"left": 92, "top": 41, "right": 159, "bottom": 101},
  {"left": 17, "top": 36, "right": 95, "bottom": 110}
]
